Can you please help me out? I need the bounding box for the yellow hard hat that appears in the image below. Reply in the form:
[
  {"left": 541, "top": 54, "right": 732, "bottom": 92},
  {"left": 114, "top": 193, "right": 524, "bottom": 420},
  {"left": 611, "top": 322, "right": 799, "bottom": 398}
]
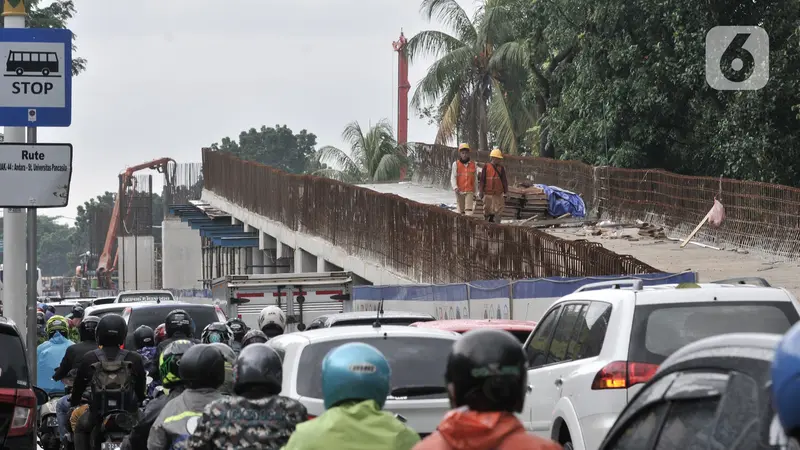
[
  {"left": 489, "top": 148, "right": 503, "bottom": 159},
  {"left": 458, "top": 143, "right": 470, "bottom": 151}
]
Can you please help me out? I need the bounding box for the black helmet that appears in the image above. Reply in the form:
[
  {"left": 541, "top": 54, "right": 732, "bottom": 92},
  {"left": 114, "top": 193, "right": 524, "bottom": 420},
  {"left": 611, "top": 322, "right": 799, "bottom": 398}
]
[
  {"left": 233, "top": 343, "right": 282, "bottom": 396},
  {"left": 47, "top": 305, "right": 56, "bottom": 314},
  {"left": 159, "top": 339, "right": 196, "bottom": 387},
  {"left": 71, "top": 305, "right": 85, "bottom": 319},
  {"left": 179, "top": 344, "right": 225, "bottom": 389},
  {"left": 445, "top": 329, "right": 527, "bottom": 413},
  {"left": 134, "top": 325, "right": 155, "bottom": 349},
  {"left": 95, "top": 314, "right": 128, "bottom": 347},
  {"left": 226, "top": 318, "right": 248, "bottom": 343},
  {"left": 201, "top": 322, "right": 233, "bottom": 346},
  {"left": 164, "top": 309, "right": 194, "bottom": 338},
  {"left": 241, "top": 329, "right": 268, "bottom": 348},
  {"left": 79, "top": 315, "right": 100, "bottom": 341},
  {"left": 36, "top": 310, "right": 45, "bottom": 325}
]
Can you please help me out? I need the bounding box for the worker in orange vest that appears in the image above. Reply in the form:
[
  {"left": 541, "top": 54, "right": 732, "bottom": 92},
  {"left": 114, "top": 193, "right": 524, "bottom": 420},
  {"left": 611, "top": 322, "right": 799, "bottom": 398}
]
[
  {"left": 450, "top": 143, "right": 479, "bottom": 216},
  {"left": 478, "top": 148, "right": 508, "bottom": 223}
]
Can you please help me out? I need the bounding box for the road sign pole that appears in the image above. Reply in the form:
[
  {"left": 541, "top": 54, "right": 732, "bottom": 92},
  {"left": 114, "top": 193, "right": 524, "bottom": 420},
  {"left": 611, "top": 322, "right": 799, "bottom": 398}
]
[
  {"left": 3, "top": 2, "right": 31, "bottom": 353},
  {"left": 25, "top": 126, "right": 36, "bottom": 382}
]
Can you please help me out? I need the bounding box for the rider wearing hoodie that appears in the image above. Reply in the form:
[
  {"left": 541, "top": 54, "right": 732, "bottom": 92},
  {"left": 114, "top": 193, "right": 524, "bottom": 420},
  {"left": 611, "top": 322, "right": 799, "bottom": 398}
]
[
  {"left": 414, "top": 329, "right": 562, "bottom": 450},
  {"left": 148, "top": 344, "right": 225, "bottom": 450},
  {"left": 282, "top": 342, "right": 420, "bottom": 450},
  {"left": 37, "top": 315, "right": 74, "bottom": 394}
]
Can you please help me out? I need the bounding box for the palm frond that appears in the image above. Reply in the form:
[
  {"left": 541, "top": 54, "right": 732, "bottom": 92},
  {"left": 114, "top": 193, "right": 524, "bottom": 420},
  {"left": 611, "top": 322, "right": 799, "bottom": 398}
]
[
  {"left": 411, "top": 45, "right": 476, "bottom": 110},
  {"left": 405, "top": 30, "right": 464, "bottom": 65},
  {"left": 419, "top": 0, "right": 477, "bottom": 43},
  {"left": 313, "top": 168, "right": 365, "bottom": 184},
  {"left": 488, "top": 79, "right": 520, "bottom": 154},
  {"left": 489, "top": 40, "right": 530, "bottom": 73},
  {"left": 316, "top": 145, "right": 363, "bottom": 177},
  {"left": 372, "top": 153, "right": 408, "bottom": 182}
]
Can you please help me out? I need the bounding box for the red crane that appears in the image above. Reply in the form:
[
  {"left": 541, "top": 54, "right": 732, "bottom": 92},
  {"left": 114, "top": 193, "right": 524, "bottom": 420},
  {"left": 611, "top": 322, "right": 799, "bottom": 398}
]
[
  {"left": 393, "top": 31, "right": 410, "bottom": 180},
  {"left": 96, "top": 158, "right": 176, "bottom": 288}
]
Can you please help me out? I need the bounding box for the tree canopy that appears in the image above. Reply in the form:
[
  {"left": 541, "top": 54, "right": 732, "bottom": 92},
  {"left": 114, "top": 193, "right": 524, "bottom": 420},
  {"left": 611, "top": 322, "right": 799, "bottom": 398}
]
[
  {"left": 15, "top": 0, "right": 87, "bottom": 76},
  {"left": 210, "top": 125, "right": 319, "bottom": 174}
]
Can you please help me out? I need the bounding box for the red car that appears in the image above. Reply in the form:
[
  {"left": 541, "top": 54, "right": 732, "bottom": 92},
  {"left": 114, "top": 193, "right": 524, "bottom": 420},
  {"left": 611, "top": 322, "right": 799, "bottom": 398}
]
[{"left": 409, "top": 319, "right": 537, "bottom": 343}]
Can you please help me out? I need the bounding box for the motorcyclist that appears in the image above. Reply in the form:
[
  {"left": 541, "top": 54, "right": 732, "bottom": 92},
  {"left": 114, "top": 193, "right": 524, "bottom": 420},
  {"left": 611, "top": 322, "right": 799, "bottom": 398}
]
[
  {"left": 154, "top": 323, "right": 168, "bottom": 346},
  {"left": 241, "top": 329, "right": 268, "bottom": 348},
  {"left": 226, "top": 317, "right": 248, "bottom": 354},
  {"left": 67, "top": 305, "right": 84, "bottom": 342},
  {"left": 135, "top": 325, "right": 161, "bottom": 398},
  {"left": 53, "top": 315, "right": 100, "bottom": 447},
  {"left": 148, "top": 344, "right": 225, "bottom": 450},
  {"left": 772, "top": 321, "right": 800, "bottom": 448},
  {"left": 122, "top": 339, "right": 196, "bottom": 450},
  {"left": 201, "top": 322, "right": 234, "bottom": 346},
  {"left": 282, "top": 342, "right": 420, "bottom": 450},
  {"left": 156, "top": 309, "right": 201, "bottom": 360},
  {"left": 414, "top": 329, "right": 562, "bottom": 450},
  {"left": 37, "top": 309, "right": 48, "bottom": 344},
  {"left": 258, "top": 306, "right": 286, "bottom": 338},
  {"left": 70, "top": 314, "right": 147, "bottom": 450},
  {"left": 187, "top": 343, "right": 307, "bottom": 449},
  {"left": 207, "top": 342, "right": 236, "bottom": 395},
  {"left": 37, "top": 315, "right": 74, "bottom": 394}
]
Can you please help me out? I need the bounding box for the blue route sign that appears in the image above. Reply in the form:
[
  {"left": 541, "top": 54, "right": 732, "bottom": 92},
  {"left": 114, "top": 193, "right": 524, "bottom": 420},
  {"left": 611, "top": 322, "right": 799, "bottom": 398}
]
[{"left": 0, "top": 28, "right": 72, "bottom": 127}]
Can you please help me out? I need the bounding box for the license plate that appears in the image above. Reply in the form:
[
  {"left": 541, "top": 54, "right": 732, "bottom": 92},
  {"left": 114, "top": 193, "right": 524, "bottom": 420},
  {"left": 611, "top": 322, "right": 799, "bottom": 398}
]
[
  {"left": 45, "top": 416, "right": 58, "bottom": 427},
  {"left": 101, "top": 443, "right": 120, "bottom": 450}
]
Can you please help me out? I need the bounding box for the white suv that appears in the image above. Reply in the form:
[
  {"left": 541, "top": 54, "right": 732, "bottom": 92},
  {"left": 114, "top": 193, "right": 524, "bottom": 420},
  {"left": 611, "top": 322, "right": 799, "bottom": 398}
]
[{"left": 521, "top": 279, "right": 800, "bottom": 450}]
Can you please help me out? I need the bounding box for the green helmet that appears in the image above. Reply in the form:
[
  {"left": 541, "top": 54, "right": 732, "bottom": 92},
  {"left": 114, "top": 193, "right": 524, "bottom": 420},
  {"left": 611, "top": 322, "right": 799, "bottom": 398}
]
[
  {"left": 45, "top": 315, "right": 69, "bottom": 339},
  {"left": 159, "top": 339, "right": 195, "bottom": 387}
]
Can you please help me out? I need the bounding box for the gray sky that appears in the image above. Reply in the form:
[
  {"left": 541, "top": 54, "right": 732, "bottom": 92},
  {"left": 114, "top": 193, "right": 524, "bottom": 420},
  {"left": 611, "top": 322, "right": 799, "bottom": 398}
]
[{"left": 32, "top": 0, "right": 479, "bottom": 224}]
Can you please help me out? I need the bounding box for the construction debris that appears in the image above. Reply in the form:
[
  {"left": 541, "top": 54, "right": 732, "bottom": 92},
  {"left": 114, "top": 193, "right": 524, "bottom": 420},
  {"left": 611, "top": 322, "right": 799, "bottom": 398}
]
[{"left": 638, "top": 223, "right": 667, "bottom": 240}]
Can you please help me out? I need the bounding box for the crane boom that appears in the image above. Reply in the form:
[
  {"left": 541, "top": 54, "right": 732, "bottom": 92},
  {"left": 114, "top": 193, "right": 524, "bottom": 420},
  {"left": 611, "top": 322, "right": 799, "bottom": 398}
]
[{"left": 96, "top": 158, "right": 176, "bottom": 288}]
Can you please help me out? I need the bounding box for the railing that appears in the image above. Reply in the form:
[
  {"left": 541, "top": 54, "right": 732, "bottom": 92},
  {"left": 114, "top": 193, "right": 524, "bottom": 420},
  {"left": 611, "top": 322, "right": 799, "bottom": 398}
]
[
  {"left": 412, "top": 143, "right": 800, "bottom": 260},
  {"left": 202, "top": 149, "right": 660, "bottom": 283}
]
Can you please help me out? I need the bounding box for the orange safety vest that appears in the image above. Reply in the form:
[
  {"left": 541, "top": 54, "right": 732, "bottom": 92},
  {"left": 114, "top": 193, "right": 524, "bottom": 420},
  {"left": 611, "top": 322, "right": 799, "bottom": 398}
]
[
  {"left": 483, "top": 163, "right": 504, "bottom": 195},
  {"left": 456, "top": 160, "right": 477, "bottom": 192}
]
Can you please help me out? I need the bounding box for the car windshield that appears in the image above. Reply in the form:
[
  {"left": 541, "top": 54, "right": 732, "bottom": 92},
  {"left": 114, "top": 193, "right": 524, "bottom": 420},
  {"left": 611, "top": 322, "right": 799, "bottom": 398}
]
[
  {"left": 296, "top": 336, "right": 454, "bottom": 400},
  {"left": 0, "top": 328, "right": 28, "bottom": 388},
  {"left": 630, "top": 301, "right": 799, "bottom": 364},
  {"left": 117, "top": 293, "right": 174, "bottom": 303},
  {"left": 124, "top": 305, "right": 222, "bottom": 348}
]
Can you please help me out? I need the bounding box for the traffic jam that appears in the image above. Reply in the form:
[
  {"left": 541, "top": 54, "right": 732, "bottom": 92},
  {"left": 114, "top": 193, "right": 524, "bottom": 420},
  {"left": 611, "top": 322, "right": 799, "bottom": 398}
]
[{"left": 6, "top": 272, "right": 800, "bottom": 449}]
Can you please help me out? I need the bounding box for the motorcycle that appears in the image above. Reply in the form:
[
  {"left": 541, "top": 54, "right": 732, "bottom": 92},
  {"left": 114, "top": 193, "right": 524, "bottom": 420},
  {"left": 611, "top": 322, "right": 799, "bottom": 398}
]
[
  {"left": 97, "top": 410, "right": 136, "bottom": 450},
  {"left": 37, "top": 391, "right": 65, "bottom": 450}
]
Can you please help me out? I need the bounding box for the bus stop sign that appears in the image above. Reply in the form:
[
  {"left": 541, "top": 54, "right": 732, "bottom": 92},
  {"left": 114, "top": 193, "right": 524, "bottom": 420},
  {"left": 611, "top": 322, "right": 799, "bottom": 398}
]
[{"left": 0, "top": 28, "right": 72, "bottom": 127}]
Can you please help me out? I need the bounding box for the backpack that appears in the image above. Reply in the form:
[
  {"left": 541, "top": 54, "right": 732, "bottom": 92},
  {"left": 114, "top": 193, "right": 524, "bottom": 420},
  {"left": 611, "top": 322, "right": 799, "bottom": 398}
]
[{"left": 89, "top": 349, "right": 135, "bottom": 416}]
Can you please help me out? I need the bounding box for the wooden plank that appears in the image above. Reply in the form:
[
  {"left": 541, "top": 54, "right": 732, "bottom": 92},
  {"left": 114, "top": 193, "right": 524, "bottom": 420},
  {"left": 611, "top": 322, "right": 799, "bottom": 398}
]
[{"left": 680, "top": 211, "right": 711, "bottom": 248}]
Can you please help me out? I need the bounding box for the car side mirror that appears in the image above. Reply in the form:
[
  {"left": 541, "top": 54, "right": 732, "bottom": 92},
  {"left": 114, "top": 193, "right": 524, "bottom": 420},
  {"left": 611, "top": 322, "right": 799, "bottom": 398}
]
[{"left": 32, "top": 386, "right": 48, "bottom": 406}]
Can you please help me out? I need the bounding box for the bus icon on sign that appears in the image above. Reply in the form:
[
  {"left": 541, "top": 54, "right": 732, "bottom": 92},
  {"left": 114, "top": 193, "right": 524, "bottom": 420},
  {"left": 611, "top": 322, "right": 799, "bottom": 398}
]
[{"left": 5, "top": 50, "right": 59, "bottom": 77}]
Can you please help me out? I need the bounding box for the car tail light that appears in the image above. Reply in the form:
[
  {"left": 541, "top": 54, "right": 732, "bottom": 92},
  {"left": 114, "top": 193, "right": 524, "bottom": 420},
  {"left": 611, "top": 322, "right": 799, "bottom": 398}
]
[
  {"left": 0, "top": 388, "right": 36, "bottom": 437},
  {"left": 591, "top": 361, "right": 659, "bottom": 390}
]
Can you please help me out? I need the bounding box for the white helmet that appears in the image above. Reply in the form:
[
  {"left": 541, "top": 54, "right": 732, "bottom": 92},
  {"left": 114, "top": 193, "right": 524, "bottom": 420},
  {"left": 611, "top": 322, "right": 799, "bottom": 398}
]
[{"left": 258, "top": 306, "right": 286, "bottom": 332}]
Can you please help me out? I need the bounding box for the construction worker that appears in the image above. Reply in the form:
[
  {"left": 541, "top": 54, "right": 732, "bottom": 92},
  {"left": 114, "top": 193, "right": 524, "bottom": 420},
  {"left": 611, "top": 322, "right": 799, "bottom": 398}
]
[
  {"left": 478, "top": 148, "right": 508, "bottom": 223},
  {"left": 450, "top": 143, "right": 479, "bottom": 216}
]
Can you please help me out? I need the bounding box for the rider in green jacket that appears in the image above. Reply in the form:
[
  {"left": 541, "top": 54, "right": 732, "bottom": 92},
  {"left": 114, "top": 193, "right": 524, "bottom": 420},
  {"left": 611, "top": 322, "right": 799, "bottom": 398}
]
[{"left": 282, "top": 342, "right": 420, "bottom": 450}]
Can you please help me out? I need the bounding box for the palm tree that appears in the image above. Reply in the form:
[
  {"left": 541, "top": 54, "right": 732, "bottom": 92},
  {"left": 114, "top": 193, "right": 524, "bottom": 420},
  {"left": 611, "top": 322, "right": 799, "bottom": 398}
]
[
  {"left": 406, "top": 0, "right": 535, "bottom": 154},
  {"left": 314, "top": 120, "right": 407, "bottom": 183}
]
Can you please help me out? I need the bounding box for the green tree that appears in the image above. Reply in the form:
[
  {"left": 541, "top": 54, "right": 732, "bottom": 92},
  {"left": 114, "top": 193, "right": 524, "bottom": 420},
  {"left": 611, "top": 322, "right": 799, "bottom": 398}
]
[
  {"left": 315, "top": 120, "right": 407, "bottom": 183},
  {"left": 15, "top": 0, "right": 88, "bottom": 75},
  {"left": 210, "top": 125, "right": 319, "bottom": 174},
  {"left": 406, "top": 0, "right": 534, "bottom": 154},
  {"left": 37, "top": 216, "right": 74, "bottom": 276}
]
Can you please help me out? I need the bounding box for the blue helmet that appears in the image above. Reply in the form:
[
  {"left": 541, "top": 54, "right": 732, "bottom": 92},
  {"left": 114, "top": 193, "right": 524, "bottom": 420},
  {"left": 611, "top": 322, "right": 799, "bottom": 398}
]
[
  {"left": 772, "top": 322, "right": 800, "bottom": 434},
  {"left": 321, "top": 342, "right": 391, "bottom": 410}
]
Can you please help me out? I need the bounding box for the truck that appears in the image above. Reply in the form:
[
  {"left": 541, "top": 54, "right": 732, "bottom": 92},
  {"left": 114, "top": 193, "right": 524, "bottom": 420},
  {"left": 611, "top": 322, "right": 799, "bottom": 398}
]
[{"left": 211, "top": 272, "right": 353, "bottom": 332}]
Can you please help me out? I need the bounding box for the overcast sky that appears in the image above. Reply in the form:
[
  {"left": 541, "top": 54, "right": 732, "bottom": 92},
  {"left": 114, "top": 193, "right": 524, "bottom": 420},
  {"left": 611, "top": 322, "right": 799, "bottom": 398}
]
[{"left": 28, "top": 0, "right": 478, "bottom": 224}]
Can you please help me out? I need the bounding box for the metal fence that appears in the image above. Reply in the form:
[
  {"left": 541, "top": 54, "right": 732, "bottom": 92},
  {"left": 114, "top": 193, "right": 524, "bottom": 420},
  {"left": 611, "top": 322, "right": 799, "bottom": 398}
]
[
  {"left": 202, "top": 149, "right": 660, "bottom": 283},
  {"left": 412, "top": 143, "right": 800, "bottom": 260}
]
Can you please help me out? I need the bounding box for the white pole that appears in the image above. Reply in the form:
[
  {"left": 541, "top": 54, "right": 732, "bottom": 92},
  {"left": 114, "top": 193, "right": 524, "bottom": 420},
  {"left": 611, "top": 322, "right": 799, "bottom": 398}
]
[{"left": 3, "top": 5, "right": 28, "bottom": 341}]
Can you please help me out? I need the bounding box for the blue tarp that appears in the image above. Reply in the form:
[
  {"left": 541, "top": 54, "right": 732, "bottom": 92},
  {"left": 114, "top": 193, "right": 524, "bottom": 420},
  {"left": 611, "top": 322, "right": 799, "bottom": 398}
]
[{"left": 534, "top": 184, "right": 587, "bottom": 218}]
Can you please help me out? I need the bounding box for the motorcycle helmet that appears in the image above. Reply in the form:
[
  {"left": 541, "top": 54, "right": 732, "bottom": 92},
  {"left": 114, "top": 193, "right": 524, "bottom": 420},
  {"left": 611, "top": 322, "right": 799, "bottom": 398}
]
[
  {"left": 159, "top": 339, "right": 196, "bottom": 387},
  {"left": 258, "top": 306, "right": 286, "bottom": 338},
  {"left": 201, "top": 322, "right": 233, "bottom": 346},
  {"left": 154, "top": 323, "right": 168, "bottom": 346},
  {"left": 241, "top": 329, "right": 269, "bottom": 348},
  {"left": 445, "top": 328, "right": 527, "bottom": 413},
  {"left": 36, "top": 310, "right": 45, "bottom": 326},
  {"left": 233, "top": 343, "right": 282, "bottom": 396},
  {"left": 95, "top": 314, "right": 128, "bottom": 347},
  {"left": 179, "top": 344, "right": 225, "bottom": 389},
  {"left": 71, "top": 305, "right": 85, "bottom": 319},
  {"left": 45, "top": 315, "right": 69, "bottom": 339},
  {"left": 79, "top": 315, "right": 101, "bottom": 342},
  {"left": 164, "top": 309, "right": 194, "bottom": 338},
  {"left": 226, "top": 318, "right": 248, "bottom": 343},
  {"left": 134, "top": 325, "right": 155, "bottom": 350},
  {"left": 321, "top": 342, "right": 391, "bottom": 410}
]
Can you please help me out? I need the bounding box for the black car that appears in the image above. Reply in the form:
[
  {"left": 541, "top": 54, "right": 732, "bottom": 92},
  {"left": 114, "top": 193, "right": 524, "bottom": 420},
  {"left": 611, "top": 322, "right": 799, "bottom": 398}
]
[
  {"left": 305, "top": 311, "right": 436, "bottom": 330},
  {"left": 0, "top": 316, "right": 48, "bottom": 448},
  {"left": 598, "top": 332, "right": 789, "bottom": 450},
  {"left": 119, "top": 302, "right": 227, "bottom": 349}
]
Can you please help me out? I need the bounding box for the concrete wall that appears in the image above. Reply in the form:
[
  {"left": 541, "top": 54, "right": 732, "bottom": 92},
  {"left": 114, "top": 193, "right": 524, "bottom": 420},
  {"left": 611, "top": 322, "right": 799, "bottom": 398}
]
[
  {"left": 161, "top": 217, "right": 204, "bottom": 290},
  {"left": 118, "top": 235, "right": 156, "bottom": 290},
  {"left": 202, "top": 189, "right": 413, "bottom": 285}
]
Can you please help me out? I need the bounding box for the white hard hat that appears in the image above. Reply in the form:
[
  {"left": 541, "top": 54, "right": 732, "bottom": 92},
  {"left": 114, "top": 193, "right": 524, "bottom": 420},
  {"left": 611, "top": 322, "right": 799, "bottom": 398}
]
[{"left": 258, "top": 306, "right": 286, "bottom": 331}]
